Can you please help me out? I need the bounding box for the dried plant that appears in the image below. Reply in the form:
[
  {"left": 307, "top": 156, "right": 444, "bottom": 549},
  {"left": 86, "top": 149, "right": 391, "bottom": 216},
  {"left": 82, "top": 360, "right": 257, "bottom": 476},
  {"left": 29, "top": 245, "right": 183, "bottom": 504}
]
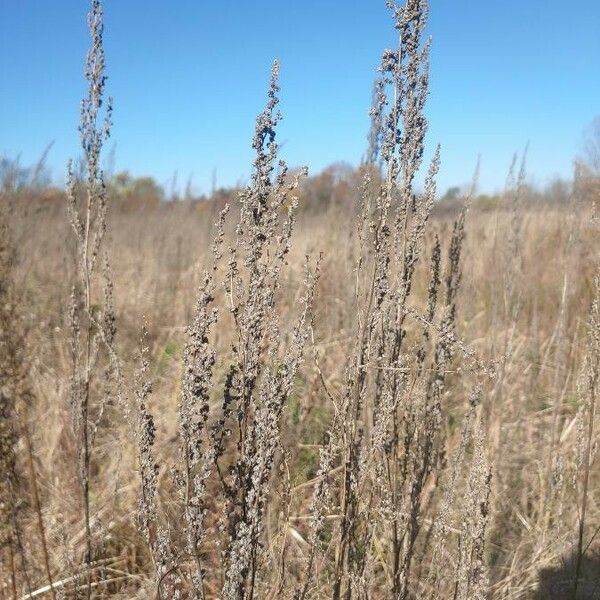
[
  {"left": 320, "top": 1, "right": 469, "bottom": 597},
  {"left": 3, "top": 0, "right": 600, "bottom": 598},
  {"left": 289, "top": 3, "right": 496, "bottom": 599},
  {"left": 129, "top": 61, "right": 315, "bottom": 600},
  {"left": 65, "top": 0, "right": 115, "bottom": 595},
  {"left": 217, "top": 61, "right": 313, "bottom": 600}
]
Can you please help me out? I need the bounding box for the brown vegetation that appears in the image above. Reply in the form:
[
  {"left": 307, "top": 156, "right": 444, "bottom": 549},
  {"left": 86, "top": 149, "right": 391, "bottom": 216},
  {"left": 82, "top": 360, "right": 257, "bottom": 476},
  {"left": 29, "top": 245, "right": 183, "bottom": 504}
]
[{"left": 1, "top": 0, "right": 599, "bottom": 598}]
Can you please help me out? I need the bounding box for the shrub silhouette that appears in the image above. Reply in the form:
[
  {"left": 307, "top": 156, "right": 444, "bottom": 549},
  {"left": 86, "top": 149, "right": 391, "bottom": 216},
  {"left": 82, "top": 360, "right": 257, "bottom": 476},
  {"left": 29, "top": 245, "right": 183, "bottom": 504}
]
[{"left": 536, "top": 552, "right": 600, "bottom": 600}]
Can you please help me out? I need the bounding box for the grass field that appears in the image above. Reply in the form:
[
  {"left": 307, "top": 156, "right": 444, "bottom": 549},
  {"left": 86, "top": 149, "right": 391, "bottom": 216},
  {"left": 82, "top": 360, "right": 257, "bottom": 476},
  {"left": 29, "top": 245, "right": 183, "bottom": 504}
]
[{"left": 1, "top": 1, "right": 599, "bottom": 598}]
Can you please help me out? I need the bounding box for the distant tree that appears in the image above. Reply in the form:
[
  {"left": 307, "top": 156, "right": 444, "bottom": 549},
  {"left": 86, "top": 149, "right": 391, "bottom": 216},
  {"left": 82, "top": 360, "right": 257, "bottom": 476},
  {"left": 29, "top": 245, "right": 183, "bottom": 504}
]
[
  {"left": 130, "top": 176, "right": 163, "bottom": 199},
  {"left": 441, "top": 185, "right": 461, "bottom": 202},
  {"left": 544, "top": 177, "right": 571, "bottom": 204},
  {"left": 301, "top": 162, "right": 360, "bottom": 213},
  {"left": 111, "top": 170, "right": 164, "bottom": 201},
  {"left": 112, "top": 171, "right": 129, "bottom": 189}
]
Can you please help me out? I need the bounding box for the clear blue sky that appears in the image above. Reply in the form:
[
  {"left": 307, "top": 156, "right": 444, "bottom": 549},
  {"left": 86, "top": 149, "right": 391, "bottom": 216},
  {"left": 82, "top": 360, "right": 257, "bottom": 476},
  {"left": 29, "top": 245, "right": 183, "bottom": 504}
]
[{"left": 1, "top": 1, "right": 599, "bottom": 195}]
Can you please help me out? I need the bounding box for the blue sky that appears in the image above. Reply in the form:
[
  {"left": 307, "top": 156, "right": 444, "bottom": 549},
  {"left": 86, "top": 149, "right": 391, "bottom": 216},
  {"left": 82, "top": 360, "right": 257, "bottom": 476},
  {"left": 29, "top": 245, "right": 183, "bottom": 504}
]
[{"left": 1, "top": 1, "right": 599, "bottom": 195}]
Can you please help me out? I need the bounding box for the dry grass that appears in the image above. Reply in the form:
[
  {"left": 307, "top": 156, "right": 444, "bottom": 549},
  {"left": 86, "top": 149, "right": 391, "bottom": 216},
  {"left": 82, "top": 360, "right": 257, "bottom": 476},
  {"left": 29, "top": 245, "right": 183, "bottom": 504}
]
[
  {"left": 1, "top": 0, "right": 600, "bottom": 598},
  {"left": 2, "top": 182, "right": 600, "bottom": 599}
]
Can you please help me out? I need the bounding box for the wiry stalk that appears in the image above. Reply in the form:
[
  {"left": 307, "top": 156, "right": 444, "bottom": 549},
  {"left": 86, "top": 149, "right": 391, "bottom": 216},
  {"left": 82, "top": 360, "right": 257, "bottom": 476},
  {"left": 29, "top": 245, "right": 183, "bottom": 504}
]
[
  {"left": 330, "top": 1, "right": 443, "bottom": 597},
  {"left": 66, "top": 0, "right": 112, "bottom": 596}
]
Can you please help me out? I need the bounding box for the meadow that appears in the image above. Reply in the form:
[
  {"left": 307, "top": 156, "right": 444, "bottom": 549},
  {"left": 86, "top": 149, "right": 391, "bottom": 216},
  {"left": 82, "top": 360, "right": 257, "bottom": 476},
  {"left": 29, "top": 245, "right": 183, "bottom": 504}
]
[{"left": 1, "top": 1, "right": 599, "bottom": 598}]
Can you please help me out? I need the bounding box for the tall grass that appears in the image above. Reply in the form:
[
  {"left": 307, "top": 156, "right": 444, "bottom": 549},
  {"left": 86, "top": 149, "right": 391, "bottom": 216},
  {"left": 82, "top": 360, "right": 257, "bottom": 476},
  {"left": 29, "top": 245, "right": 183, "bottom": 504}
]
[{"left": 0, "top": 0, "right": 599, "bottom": 598}]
